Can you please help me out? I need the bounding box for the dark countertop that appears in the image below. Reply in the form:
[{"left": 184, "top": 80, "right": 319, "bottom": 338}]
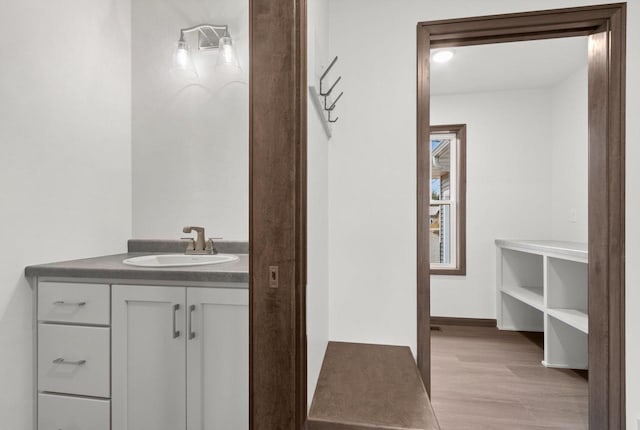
[{"left": 25, "top": 252, "right": 248, "bottom": 285}]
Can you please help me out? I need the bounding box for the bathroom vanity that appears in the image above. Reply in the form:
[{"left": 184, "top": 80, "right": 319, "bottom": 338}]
[{"left": 25, "top": 241, "right": 249, "bottom": 430}]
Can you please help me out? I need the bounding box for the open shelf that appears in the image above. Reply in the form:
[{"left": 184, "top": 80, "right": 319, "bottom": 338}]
[
  {"left": 496, "top": 239, "right": 588, "bottom": 370},
  {"left": 544, "top": 314, "right": 588, "bottom": 369},
  {"left": 501, "top": 285, "right": 544, "bottom": 311},
  {"left": 547, "top": 308, "right": 588, "bottom": 334}
]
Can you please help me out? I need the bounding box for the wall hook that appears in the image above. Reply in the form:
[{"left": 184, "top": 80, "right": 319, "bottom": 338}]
[
  {"left": 319, "top": 56, "right": 338, "bottom": 95},
  {"left": 325, "top": 92, "right": 343, "bottom": 111},
  {"left": 322, "top": 76, "right": 342, "bottom": 98}
]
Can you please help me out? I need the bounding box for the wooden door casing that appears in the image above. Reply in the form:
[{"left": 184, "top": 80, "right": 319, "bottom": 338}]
[{"left": 417, "top": 4, "right": 626, "bottom": 428}]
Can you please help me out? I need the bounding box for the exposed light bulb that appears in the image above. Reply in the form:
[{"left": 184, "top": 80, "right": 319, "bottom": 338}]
[
  {"left": 175, "top": 47, "right": 190, "bottom": 67},
  {"left": 432, "top": 50, "right": 454, "bottom": 63},
  {"left": 171, "top": 40, "right": 198, "bottom": 79},
  {"left": 216, "top": 36, "right": 241, "bottom": 70}
]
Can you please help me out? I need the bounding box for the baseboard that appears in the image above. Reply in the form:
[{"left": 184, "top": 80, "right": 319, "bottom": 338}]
[{"left": 430, "top": 316, "right": 497, "bottom": 328}]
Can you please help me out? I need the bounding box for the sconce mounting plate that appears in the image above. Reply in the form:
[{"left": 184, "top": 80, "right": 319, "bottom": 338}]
[{"left": 197, "top": 25, "right": 228, "bottom": 51}]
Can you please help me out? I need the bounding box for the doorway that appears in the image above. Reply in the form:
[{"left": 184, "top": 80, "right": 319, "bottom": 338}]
[{"left": 417, "top": 4, "right": 625, "bottom": 429}]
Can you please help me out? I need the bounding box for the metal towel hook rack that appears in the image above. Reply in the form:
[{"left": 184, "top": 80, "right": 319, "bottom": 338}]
[{"left": 310, "top": 55, "right": 343, "bottom": 137}]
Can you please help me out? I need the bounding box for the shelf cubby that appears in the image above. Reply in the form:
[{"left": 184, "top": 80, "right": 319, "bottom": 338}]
[
  {"left": 544, "top": 314, "right": 588, "bottom": 369},
  {"left": 496, "top": 240, "right": 588, "bottom": 369}
]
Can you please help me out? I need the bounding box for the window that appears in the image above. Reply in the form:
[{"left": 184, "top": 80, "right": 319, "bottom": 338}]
[{"left": 429, "top": 124, "right": 466, "bottom": 275}]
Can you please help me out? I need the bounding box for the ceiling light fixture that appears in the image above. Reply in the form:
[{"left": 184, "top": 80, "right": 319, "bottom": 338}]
[
  {"left": 432, "top": 50, "right": 454, "bottom": 63},
  {"left": 171, "top": 24, "right": 240, "bottom": 79}
]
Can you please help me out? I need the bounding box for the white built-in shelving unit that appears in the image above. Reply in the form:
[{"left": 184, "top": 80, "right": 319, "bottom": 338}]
[{"left": 496, "top": 239, "right": 588, "bottom": 370}]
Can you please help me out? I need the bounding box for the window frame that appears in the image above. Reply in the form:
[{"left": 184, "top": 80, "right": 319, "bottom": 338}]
[{"left": 428, "top": 124, "right": 466, "bottom": 276}]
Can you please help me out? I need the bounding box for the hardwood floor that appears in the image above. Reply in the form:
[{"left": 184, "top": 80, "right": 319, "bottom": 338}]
[{"left": 430, "top": 325, "right": 588, "bottom": 430}]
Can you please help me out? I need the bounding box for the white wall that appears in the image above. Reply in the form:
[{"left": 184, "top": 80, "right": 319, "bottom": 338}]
[
  {"left": 430, "top": 90, "right": 554, "bottom": 318},
  {"left": 0, "top": 0, "right": 132, "bottom": 427},
  {"left": 550, "top": 65, "right": 588, "bottom": 242},
  {"left": 328, "top": 1, "right": 639, "bottom": 426},
  {"left": 131, "top": 0, "right": 249, "bottom": 240},
  {"left": 306, "top": 0, "right": 330, "bottom": 406}
]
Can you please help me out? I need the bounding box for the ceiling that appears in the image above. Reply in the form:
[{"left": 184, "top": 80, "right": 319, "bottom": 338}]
[{"left": 430, "top": 36, "right": 588, "bottom": 96}]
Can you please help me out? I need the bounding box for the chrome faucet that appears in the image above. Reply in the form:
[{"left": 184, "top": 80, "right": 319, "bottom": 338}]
[{"left": 182, "top": 226, "right": 215, "bottom": 255}]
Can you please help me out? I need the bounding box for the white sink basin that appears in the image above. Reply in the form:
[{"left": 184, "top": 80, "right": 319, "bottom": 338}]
[{"left": 123, "top": 254, "right": 239, "bottom": 268}]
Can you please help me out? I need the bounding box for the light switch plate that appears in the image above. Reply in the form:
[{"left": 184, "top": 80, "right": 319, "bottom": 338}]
[{"left": 569, "top": 208, "right": 577, "bottom": 223}]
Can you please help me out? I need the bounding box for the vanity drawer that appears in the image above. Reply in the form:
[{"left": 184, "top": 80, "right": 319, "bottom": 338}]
[
  {"left": 38, "top": 282, "right": 110, "bottom": 325},
  {"left": 38, "top": 324, "right": 110, "bottom": 397},
  {"left": 38, "top": 393, "right": 109, "bottom": 430}
]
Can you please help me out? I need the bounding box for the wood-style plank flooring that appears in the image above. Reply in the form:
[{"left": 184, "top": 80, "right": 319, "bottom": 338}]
[{"left": 431, "top": 325, "right": 588, "bottom": 430}]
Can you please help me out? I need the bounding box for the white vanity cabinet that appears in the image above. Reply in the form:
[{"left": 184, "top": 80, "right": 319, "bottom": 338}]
[
  {"left": 111, "top": 285, "right": 187, "bottom": 430},
  {"left": 111, "top": 284, "right": 249, "bottom": 430},
  {"left": 35, "top": 280, "right": 248, "bottom": 430},
  {"left": 186, "top": 288, "right": 249, "bottom": 430},
  {"left": 36, "top": 281, "right": 112, "bottom": 430}
]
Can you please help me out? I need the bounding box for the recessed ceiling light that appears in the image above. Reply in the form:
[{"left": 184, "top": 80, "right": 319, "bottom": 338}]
[{"left": 432, "top": 50, "right": 454, "bottom": 63}]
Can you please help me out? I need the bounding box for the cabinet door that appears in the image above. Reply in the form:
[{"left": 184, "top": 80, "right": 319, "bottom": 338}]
[
  {"left": 187, "top": 287, "right": 249, "bottom": 430},
  {"left": 112, "top": 285, "right": 186, "bottom": 430}
]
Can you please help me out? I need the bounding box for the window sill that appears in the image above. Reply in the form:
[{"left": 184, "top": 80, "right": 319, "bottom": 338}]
[{"left": 430, "top": 268, "right": 466, "bottom": 276}]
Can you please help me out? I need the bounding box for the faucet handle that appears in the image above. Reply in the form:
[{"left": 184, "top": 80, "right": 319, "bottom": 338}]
[
  {"left": 205, "top": 237, "right": 223, "bottom": 254},
  {"left": 180, "top": 237, "right": 196, "bottom": 251}
]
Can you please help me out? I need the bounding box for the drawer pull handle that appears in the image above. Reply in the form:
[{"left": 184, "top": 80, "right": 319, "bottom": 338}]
[
  {"left": 188, "top": 304, "right": 196, "bottom": 340},
  {"left": 172, "top": 304, "right": 181, "bottom": 339},
  {"left": 53, "top": 358, "right": 87, "bottom": 366},
  {"left": 53, "top": 301, "right": 87, "bottom": 306}
]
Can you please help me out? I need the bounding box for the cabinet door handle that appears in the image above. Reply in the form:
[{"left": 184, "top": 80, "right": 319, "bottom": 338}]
[
  {"left": 188, "top": 304, "right": 196, "bottom": 340},
  {"left": 172, "top": 304, "right": 181, "bottom": 339},
  {"left": 53, "top": 357, "right": 86, "bottom": 366},
  {"left": 53, "top": 301, "right": 87, "bottom": 306}
]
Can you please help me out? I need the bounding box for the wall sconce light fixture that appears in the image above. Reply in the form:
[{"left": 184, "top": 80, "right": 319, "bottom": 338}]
[{"left": 172, "top": 24, "right": 240, "bottom": 79}]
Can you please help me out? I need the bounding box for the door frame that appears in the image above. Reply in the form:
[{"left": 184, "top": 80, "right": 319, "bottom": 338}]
[
  {"left": 249, "top": 0, "right": 307, "bottom": 429},
  {"left": 417, "top": 4, "right": 626, "bottom": 429}
]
